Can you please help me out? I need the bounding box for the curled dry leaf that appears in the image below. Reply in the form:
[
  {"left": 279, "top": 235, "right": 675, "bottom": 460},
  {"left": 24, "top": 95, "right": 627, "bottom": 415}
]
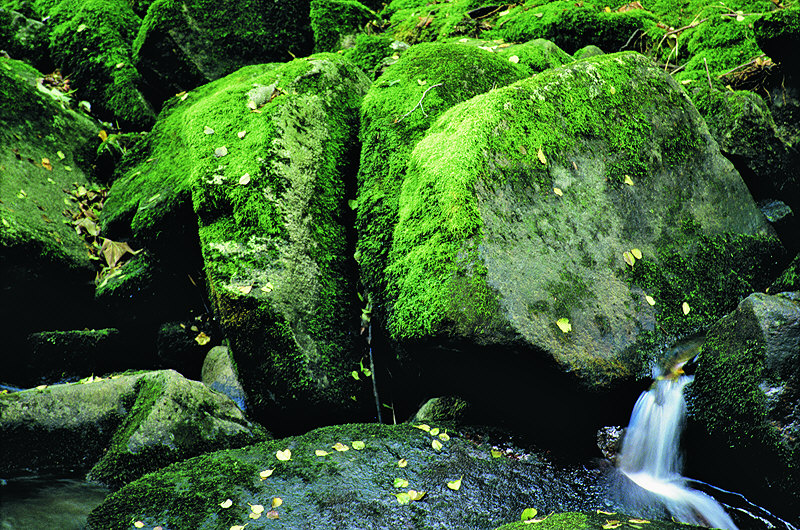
[
  {"left": 41, "top": 158, "right": 53, "bottom": 170},
  {"left": 259, "top": 469, "right": 273, "bottom": 479},
  {"left": 276, "top": 449, "right": 291, "bottom": 461},
  {"left": 219, "top": 498, "right": 233, "bottom": 509}
]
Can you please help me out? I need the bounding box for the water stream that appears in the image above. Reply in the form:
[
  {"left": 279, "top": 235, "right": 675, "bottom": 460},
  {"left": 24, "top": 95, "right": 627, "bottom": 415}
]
[{"left": 617, "top": 371, "right": 739, "bottom": 529}]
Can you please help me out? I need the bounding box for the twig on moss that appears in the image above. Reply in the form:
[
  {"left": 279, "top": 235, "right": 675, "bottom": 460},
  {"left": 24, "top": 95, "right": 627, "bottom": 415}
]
[
  {"left": 620, "top": 28, "right": 642, "bottom": 51},
  {"left": 703, "top": 57, "right": 713, "bottom": 89},
  {"left": 656, "top": 17, "right": 708, "bottom": 65},
  {"left": 396, "top": 83, "right": 443, "bottom": 123},
  {"left": 716, "top": 54, "right": 767, "bottom": 78}
]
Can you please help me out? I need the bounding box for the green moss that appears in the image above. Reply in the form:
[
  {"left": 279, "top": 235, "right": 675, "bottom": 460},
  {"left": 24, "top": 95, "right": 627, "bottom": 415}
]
[
  {"left": 754, "top": 6, "right": 800, "bottom": 67},
  {"left": 341, "top": 33, "right": 396, "bottom": 77},
  {"left": 384, "top": 0, "right": 501, "bottom": 44},
  {"left": 495, "top": 510, "right": 707, "bottom": 529},
  {"left": 311, "top": 0, "right": 377, "bottom": 53},
  {"left": 770, "top": 253, "right": 800, "bottom": 293}
]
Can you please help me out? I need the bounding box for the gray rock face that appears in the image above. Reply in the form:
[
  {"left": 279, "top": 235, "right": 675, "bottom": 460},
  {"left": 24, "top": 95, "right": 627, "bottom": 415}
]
[
  {"left": 202, "top": 345, "right": 247, "bottom": 412},
  {"left": 0, "top": 370, "right": 269, "bottom": 488}
]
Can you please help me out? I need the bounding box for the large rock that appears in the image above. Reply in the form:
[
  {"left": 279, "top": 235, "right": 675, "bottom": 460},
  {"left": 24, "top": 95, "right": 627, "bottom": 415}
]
[
  {"left": 101, "top": 54, "right": 372, "bottom": 431},
  {"left": 86, "top": 422, "right": 615, "bottom": 529},
  {"left": 133, "top": 0, "right": 314, "bottom": 107},
  {"left": 373, "top": 51, "right": 783, "bottom": 445},
  {"left": 0, "top": 57, "right": 104, "bottom": 381},
  {"left": 686, "top": 291, "right": 800, "bottom": 521},
  {"left": 0, "top": 370, "right": 269, "bottom": 488}
]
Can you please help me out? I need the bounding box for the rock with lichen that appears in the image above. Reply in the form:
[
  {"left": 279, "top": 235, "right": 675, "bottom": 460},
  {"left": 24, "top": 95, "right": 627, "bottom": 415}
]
[
  {"left": 101, "top": 53, "right": 372, "bottom": 431},
  {"left": 368, "top": 51, "right": 783, "bottom": 448}
]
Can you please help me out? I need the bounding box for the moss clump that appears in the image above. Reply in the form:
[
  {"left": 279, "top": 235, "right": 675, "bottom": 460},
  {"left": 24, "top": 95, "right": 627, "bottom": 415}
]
[
  {"left": 754, "top": 6, "right": 800, "bottom": 69},
  {"left": 770, "top": 253, "right": 800, "bottom": 292},
  {"left": 356, "top": 42, "right": 525, "bottom": 315},
  {"left": 383, "top": 0, "right": 502, "bottom": 44},
  {"left": 311, "top": 0, "right": 377, "bottom": 53},
  {"left": 341, "top": 32, "right": 396, "bottom": 78}
]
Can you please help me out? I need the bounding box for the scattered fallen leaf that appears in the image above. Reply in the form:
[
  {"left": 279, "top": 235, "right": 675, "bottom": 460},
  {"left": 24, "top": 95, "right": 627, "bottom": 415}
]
[
  {"left": 260, "top": 282, "right": 274, "bottom": 293},
  {"left": 238, "top": 285, "right": 252, "bottom": 295},
  {"left": 134, "top": 522, "right": 145, "bottom": 528},
  {"left": 195, "top": 332, "right": 211, "bottom": 345},
  {"left": 597, "top": 510, "right": 616, "bottom": 515},
  {"left": 645, "top": 295, "right": 656, "bottom": 306},
  {"left": 181, "top": 93, "right": 189, "bottom": 101},
  {"left": 521, "top": 508, "right": 538, "bottom": 521},
  {"left": 259, "top": 469, "right": 274, "bottom": 479},
  {"left": 414, "top": 424, "right": 431, "bottom": 432},
  {"left": 276, "top": 449, "right": 291, "bottom": 461},
  {"left": 204, "top": 126, "right": 214, "bottom": 134},
  {"left": 214, "top": 146, "right": 228, "bottom": 157},
  {"left": 56, "top": 150, "right": 65, "bottom": 160},
  {"left": 602, "top": 521, "right": 622, "bottom": 529},
  {"left": 491, "top": 449, "right": 503, "bottom": 458},
  {"left": 682, "top": 302, "right": 691, "bottom": 315},
  {"left": 249, "top": 504, "right": 264, "bottom": 514},
  {"left": 407, "top": 489, "right": 426, "bottom": 501},
  {"left": 248, "top": 512, "right": 261, "bottom": 520},
  {"left": 315, "top": 449, "right": 330, "bottom": 456},
  {"left": 395, "top": 492, "right": 411, "bottom": 505},
  {"left": 219, "top": 499, "right": 233, "bottom": 508},
  {"left": 610, "top": 86, "right": 616, "bottom": 95},
  {"left": 631, "top": 248, "right": 643, "bottom": 259},
  {"left": 266, "top": 510, "right": 279, "bottom": 519},
  {"left": 35, "top": 384, "right": 47, "bottom": 390},
  {"left": 417, "top": 79, "right": 426, "bottom": 85},
  {"left": 629, "top": 519, "right": 650, "bottom": 524},
  {"left": 537, "top": 147, "right": 547, "bottom": 165},
  {"left": 394, "top": 477, "right": 410, "bottom": 488},
  {"left": 553, "top": 187, "right": 563, "bottom": 196},
  {"left": 624, "top": 175, "right": 634, "bottom": 186},
  {"left": 352, "top": 440, "right": 366, "bottom": 450},
  {"left": 99, "top": 238, "right": 140, "bottom": 268},
  {"left": 508, "top": 55, "right": 520, "bottom": 63},
  {"left": 231, "top": 525, "right": 249, "bottom": 530},
  {"left": 447, "top": 476, "right": 462, "bottom": 490},
  {"left": 623, "top": 251, "right": 636, "bottom": 267},
  {"left": 238, "top": 130, "right": 247, "bottom": 139},
  {"left": 398, "top": 458, "right": 408, "bottom": 468},
  {"left": 429, "top": 428, "right": 440, "bottom": 436},
  {"left": 98, "top": 130, "right": 108, "bottom": 142},
  {"left": 438, "top": 432, "right": 450, "bottom": 441},
  {"left": 239, "top": 173, "right": 251, "bottom": 185},
  {"left": 41, "top": 158, "right": 53, "bottom": 170},
  {"left": 556, "top": 317, "right": 571, "bottom": 333},
  {"left": 351, "top": 371, "right": 360, "bottom": 380},
  {"left": 432, "top": 439, "right": 443, "bottom": 451},
  {"left": 272, "top": 497, "right": 283, "bottom": 508}
]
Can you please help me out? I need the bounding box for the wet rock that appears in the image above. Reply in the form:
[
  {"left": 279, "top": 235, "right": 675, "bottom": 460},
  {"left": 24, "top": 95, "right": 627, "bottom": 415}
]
[
  {"left": 133, "top": 0, "right": 314, "bottom": 107},
  {"left": 0, "top": 56, "right": 104, "bottom": 382},
  {"left": 411, "top": 396, "right": 472, "bottom": 424},
  {"left": 686, "top": 291, "right": 800, "bottom": 521},
  {"left": 0, "top": 369, "right": 269, "bottom": 488},
  {"left": 101, "top": 54, "right": 372, "bottom": 431},
  {"left": 596, "top": 426, "right": 624, "bottom": 463},
  {"left": 86, "top": 422, "right": 610, "bottom": 529},
  {"left": 24, "top": 328, "right": 124, "bottom": 386},
  {"left": 202, "top": 345, "right": 247, "bottom": 412}
]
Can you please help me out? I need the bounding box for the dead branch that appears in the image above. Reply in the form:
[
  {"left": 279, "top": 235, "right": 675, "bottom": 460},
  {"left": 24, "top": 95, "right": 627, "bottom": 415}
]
[{"left": 396, "top": 83, "right": 443, "bottom": 123}]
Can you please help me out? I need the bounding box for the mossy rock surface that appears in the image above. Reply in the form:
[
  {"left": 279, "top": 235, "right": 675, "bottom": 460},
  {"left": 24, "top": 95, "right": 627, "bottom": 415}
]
[
  {"left": 24, "top": 328, "right": 124, "bottom": 386},
  {"left": 0, "top": 56, "right": 104, "bottom": 377},
  {"left": 103, "top": 54, "right": 372, "bottom": 430},
  {"left": 382, "top": 51, "right": 780, "bottom": 387},
  {"left": 686, "top": 291, "right": 800, "bottom": 519},
  {"left": 86, "top": 422, "right": 613, "bottom": 530},
  {"left": 495, "top": 511, "right": 705, "bottom": 529},
  {"left": 0, "top": 370, "right": 268, "bottom": 487},
  {"left": 133, "top": 0, "right": 314, "bottom": 106},
  {"left": 31, "top": 0, "right": 155, "bottom": 128},
  {"left": 310, "top": 0, "right": 377, "bottom": 53}
]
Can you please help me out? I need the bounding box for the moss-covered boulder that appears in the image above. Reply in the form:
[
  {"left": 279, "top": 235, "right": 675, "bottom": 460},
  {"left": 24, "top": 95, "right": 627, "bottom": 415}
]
[
  {"left": 133, "top": 0, "right": 314, "bottom": 107},
  {"left": 86, "top": 422, "right": 612, "bottom": 530},
  {"left": 494, "top": 511, "right": 705, "bottom": 529},
  {"left": 0, "top": 370, "right": 269, "bottom": 488},
  {"left": 30, "top": 0, "right": 156, "bottom": 129},
  {"left": 686, "top": 291, "right": 800, "bottom": 521},
  {"left": 0, "top": 7, "right": 49, "bottom": 68},
  {"left": 0, "top": 56, "right": 104, "bottom": 379},
  {"left": 374, "top": 51, "right": 782, "bottom": 435},
  {"left": 754, "top": 6, "right": 800, "bottom": 73},
  {"left": 102, "top": 54, "right": 372, "bottom": 431},
  {"left": 310, "top": 0, "right": 377, "bottom": 53},
  {"left": 23, "top": 328, "right": 124, "bottom": 386},
  {"left": 356, "top": 42, "right": 526, "bottom": 312}
]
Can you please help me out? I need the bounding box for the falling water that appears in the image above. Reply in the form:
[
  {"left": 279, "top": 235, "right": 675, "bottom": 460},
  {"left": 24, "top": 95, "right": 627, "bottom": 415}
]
[{"left": 617, "top": 371, "right": 738, "bottom": 529}]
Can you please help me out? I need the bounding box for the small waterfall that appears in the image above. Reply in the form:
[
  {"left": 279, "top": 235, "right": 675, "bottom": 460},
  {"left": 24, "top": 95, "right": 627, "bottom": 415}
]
[{"left": 617, "top": 371, "right": 738, "bottom": 530}]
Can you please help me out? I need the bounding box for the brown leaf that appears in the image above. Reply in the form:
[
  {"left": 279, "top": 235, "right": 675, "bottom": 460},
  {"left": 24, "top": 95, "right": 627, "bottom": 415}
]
[
  {"left": 100, "top": 238, "right": 139, "bottom": 268},
  {"left": 41, "top": 158, "right": 53, "bottom": 170}
]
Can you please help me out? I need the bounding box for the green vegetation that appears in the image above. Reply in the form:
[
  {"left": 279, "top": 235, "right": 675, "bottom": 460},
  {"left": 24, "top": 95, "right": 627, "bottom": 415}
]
[{"left": 310, "top": 0, "right": 377, "bottom": 53}]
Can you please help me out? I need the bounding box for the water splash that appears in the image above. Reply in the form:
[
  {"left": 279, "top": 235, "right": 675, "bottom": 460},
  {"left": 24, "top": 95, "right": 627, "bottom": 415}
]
[{"left": 617, "top": 373, "right": 738, "bottom": 529}]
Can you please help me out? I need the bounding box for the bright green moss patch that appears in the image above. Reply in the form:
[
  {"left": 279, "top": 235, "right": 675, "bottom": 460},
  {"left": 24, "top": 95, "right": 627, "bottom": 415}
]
[
  {"left": 495, "top": 511, "right": 706, "bottom": 529},
  {"left": 311, "top": 0, "right": 377, "bottom": 53},
  {"left": 341, "top": 33, "right": 396, "bottom": 77}
]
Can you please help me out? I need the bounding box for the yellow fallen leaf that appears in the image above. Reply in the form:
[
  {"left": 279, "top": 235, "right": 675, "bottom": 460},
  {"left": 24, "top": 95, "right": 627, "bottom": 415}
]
[
  {"left": 629, "top": 519, "right": 650, "bottom": 524},
  {"left": 238, "top": 130, "right": 247, "bottom": 139},
  {"left": 408, "top": 489, "right": 426, "bottom": 501},
  {"left": 203, "top": 126, "right": 214, "bottom": 134},
  {"left": 682, "top": 302, "right": 691, "bottom": 315},
  {"left": 414, "top": 424, "right": 431, "bottom": 432},
  {"left": 352, "top": 440, "right": 365, "bottom": 450},
  {"left": 238, "top": 285, "right": 252, "bottom": 295},
  {"left": 623, "top": 251, "right": 636, "bottom": 267},
  {"left": 394, "top": 478, "right": 409, "bottom": 488},
  {"left": 553, "top": 187, "right": 563, "bottom": 196},
  {"left": 438, "top": 432, "right": 450, "bottom": 441},
  {"left": 272, "top": 497, "right": 283, "bottom": 508},
  {"left": 57, "top": 150, "right": 66, "bottom": 160},
  {"left": 432, "top": 439, "right": 443, "bottom": 451},
  {"left": 35, "top": 385, "right": 47, "bottom": 390},
  {"left": 260, "top": 282, "right": 274, "bottom": 293},
  {"left": 332, "top": 442, "right": 349, "bottom": 452},
  {"left": 645, "top": 295, "right": 656, "bottom": 306},
  {"left": 429, "top": 428, "right": 440, "bottom": 436},
  {"left": 537, "top": 147, "right": 547, "bottom": 165},
  {"left": 604, "top": 6, "right": 611, "bottom": 11},
  {"left": 556, "top": 318, "right": 571, "bottom": 333},
  {"left": 447, "top": 476, "right": 462, "bottom": 490},
  {"left": 491, "top": 449, "right": 503, "bottom": 458},
  {"left": 610, "top": 86, "right": 616, "bottom": 94},
  {"left": 41, "top": 158, "right": 53, "bottom": 170},
  {"left": 624, "top": 175, "right": 634, "bottom": 186},
  {"left": 631, "top": 248, "right": 642, "bottom": 259},
  {"left": 195, "top": 332, "right": 211, "bottom": 345},
  {"left": 597, "top": 510, "right": 616, "bottom": 515},
  {"left": 248, "top": 512, "right": 261, "bottom": 520},
  {"left": 266, "top": 510, "right": 279, "bottom": 519},
  {"left": 230, "top": 525, "right": 248, "bottom": 530},
  {"left": 315, "top": 449, "right": 329, "bottom": 456},
  {"left": 220, "top": 498, "right": 233, "bottom": 508},
  {"left": 276, "top": 449, "right": 291, "bottom": 461},
  {"left": 134, "top": 522, "right": 145, "bottom": 528},
  {"left": 398, "top": 458, "right": 408, "bottom": 468},
  {"left": 249, "top": 503, "right": 264, "bottom": 514},
  {"left": 521, "top": 508, "right": 538, "bottom": 521},
  {"left": 238, "top": 173, "right": 251, "bottom": 185},
  {"left": 98, "top": 130, "right": 108, "bottom": 141},
  {"left": 396, "top": 492, "right": 411, "bottom": 504},
  {"left": 602, "top": 521, "right": 622, "bottom": 529}
]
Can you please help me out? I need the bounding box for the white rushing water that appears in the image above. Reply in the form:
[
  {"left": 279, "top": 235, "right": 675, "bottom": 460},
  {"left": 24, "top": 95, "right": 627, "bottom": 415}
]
[{"left": 618, "top": 373, "right": 738, "bottom": 529}]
